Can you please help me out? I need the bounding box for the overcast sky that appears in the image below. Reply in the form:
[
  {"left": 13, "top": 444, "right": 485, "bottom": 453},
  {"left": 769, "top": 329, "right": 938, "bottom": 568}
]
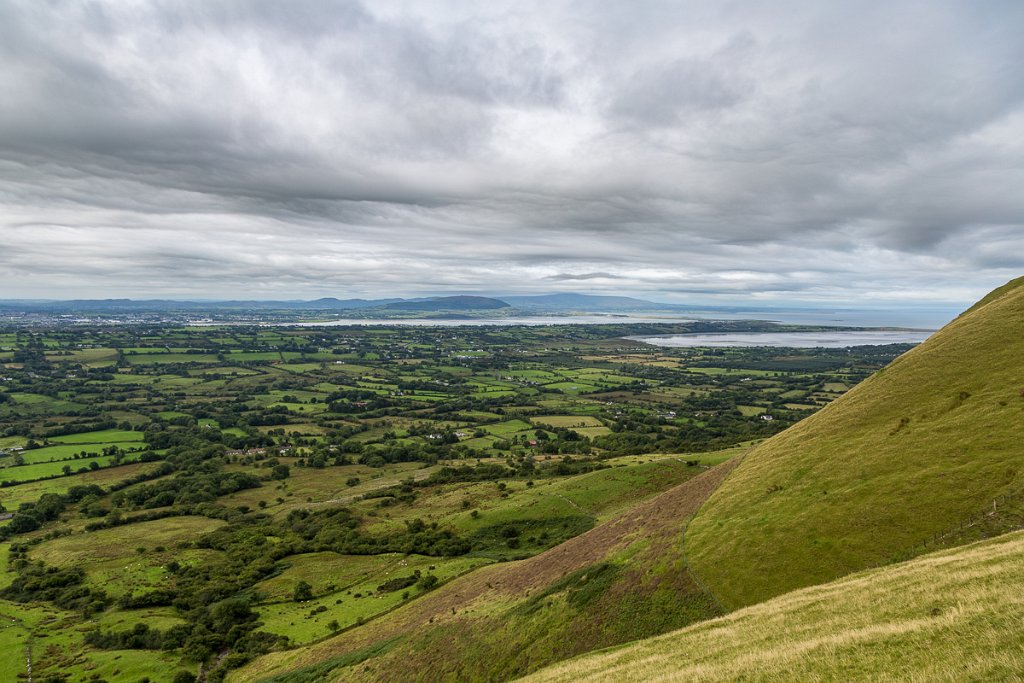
[{"left": 1, "top": 0, "right": 1022, "bottom": 306}]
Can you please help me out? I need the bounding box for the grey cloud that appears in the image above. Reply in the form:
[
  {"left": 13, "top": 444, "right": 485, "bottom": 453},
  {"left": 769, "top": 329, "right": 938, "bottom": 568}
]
[
  {"left": 0, "top": 0, "right": 1022, "bottom": 305},
  {"left": 609, "top": 35, "right": 755, "bottom": 126},
  {"left": 544, "top": 273, "right": 625, "bottom": 281}
]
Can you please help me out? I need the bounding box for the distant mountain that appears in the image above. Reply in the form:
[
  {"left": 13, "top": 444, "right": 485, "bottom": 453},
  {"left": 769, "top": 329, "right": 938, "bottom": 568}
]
[
  {"left": 0, "top": 293, "right": 677, "bottom": 314},
  {"left": 0, "top": 298, "right": 403, "bottom": 312},
  {"left": 501, "top": 293, "right": 679, "bottom": 311},
  {"left": 0, "top": 292, "right": 902, "bottom": 320},
  {"left": 302, "top": 298, "right": 403, "bottom": 310},
  {"left": 383, "top": 296, "right": 511, "bottom": 311}
]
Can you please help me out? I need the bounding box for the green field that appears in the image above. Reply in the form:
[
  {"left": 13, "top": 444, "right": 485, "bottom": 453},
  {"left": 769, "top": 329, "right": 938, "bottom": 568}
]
[
  {"left": 53, "top": 429, "right": 145, "bottom": 444},
  {"left": 257, "top": 555, "right": 488, "bottom": 644},
  {"left": 0, "top": 461, "right": 161, "bottom": 508},
  {"left": 17, "top": 441, "right": 147, "bottom": 463},
  {"left": 530, "top": 415, "right": 605, "bottom": 429},
  {"left": 0, "top": 314, "right": 928, "bottom": 682},
  {"left": 32, "top": 516, "right": 227, "bottom": 566},
  {"left": 0, "top": 453, "right": 145, "bottom": 483}
]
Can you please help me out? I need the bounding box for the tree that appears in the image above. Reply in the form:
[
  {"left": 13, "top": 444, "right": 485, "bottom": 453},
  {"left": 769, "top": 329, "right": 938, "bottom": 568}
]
[
  {"left": 271, "top": 464, "right": 290, "bottom": 480},
  {"left": 293, "top": 580, "right": 313, "bottom": 602}
]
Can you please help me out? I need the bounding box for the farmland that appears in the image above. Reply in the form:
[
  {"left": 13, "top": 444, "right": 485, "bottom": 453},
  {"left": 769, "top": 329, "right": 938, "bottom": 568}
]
[{"left": 0, "top": 321, "right": 912, "bottom": 681}]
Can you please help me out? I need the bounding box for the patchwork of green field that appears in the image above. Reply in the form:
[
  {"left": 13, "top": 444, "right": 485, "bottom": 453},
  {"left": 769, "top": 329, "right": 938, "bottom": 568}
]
[
  {"left": 45, "top": 347, "right": 120, "bottom": 366},
  {"left": 0, "top": 320, "right": 912, "bottom": 682},
  {"left": 127, "top": 353, "right": 221, "bottom": 364},
  {"left": 230, "top": 452, "right": 743, "bottom": 683}
]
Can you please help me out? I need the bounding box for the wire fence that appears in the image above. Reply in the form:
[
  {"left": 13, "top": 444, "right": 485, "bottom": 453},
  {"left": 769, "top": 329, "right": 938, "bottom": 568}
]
[{"left": 891, "top": 487, "right": 1024, "bottom": 562}]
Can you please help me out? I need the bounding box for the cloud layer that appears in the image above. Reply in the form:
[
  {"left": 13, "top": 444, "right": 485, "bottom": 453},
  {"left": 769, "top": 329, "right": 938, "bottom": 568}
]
[{"left": 1, "top": 0, "right": 1022, "bottom": 304}]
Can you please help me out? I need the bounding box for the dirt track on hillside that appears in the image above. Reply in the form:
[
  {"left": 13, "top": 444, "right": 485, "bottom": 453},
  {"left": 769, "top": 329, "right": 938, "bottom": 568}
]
[{"left": 244, "top": 455, "right": 743, "bottom": 680}]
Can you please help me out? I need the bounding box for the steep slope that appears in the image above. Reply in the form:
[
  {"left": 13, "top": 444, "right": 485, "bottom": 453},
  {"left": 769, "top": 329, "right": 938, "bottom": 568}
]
[
  {"left": 685, "top": 276, "right": 1024, "bottom": 608},
  {"left": 231, "top": 458, "right": 742, "bottom": 683},
  {"left": 524, "top": 529, "right": 1024, "bottom": 683}
]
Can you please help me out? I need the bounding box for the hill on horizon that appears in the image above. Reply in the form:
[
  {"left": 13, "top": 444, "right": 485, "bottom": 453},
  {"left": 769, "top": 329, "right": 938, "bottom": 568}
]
[{"left": 382, "top": 296, "right": 511, "bottom": 311}]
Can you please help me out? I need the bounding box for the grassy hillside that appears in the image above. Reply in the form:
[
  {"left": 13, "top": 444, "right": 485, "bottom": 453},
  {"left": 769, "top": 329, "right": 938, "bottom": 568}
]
[
  {"left": 524, "top": 529, "right": 1024, "bottom": 682},
  {"left": 230, "top": 454, "right": 745, "bottom": 683},
  {"left": 685, "top": 276, "right": 1024, "bottom": 608}
]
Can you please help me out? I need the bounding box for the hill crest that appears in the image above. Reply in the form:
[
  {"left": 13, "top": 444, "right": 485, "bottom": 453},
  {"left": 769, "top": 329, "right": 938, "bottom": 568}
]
[{"left": 684, "top": 276, "right": 1024, "bottom": 608}]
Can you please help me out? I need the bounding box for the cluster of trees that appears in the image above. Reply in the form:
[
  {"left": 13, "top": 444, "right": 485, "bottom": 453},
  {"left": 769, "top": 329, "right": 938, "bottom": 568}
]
[
  {"left": 282, "top": 507, "right": 472, "bottom": 556},
  {"left": 85, "top": 596, "right": 285, "bottom": 674},
  {"left": 0, "top": 484, "right": 103, "bottom": 540},
  {"left": 0, "top": 560, "right": 110, "bottom": 615},
  {"left": 111, "top": 468, "right": 261, "bottom": 509}
]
